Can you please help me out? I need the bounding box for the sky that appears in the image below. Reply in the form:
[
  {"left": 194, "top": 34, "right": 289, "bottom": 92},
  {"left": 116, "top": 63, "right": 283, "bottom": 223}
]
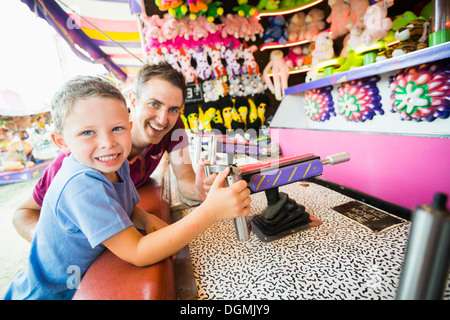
[{"left": 0, "top": 1, "right": 106, "bottom": 114}]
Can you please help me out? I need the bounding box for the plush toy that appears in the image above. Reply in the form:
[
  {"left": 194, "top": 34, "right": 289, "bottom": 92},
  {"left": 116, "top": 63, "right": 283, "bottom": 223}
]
[
  {"left": 167, "top": 3, "right": 189, "bottom": 19},
  {"left": 252, "top": 73, "right": 267, "bottom": 95},
  {"left": 345, "top": 20, "right": 365, "bottom": 52},
  {"left": 156, "top": 0, "right": 183, "bottom": 12},
  {"left": 222, "top": 47, "right": 242, "bottom": 79},
  {"left": 392, "top": 11, "right": 418, "bottom": 31},
  {"left": 191, "top": 48, "right": 212, "bottom": 81},
  {"left": 202, "top": 80, "right": 220, "bottom": 102},
  {"left": 248, "top": 13, "right": 265, "bottom": 41},
  {"left": 220, "top": 14, "right": 240, "bottom": 39},
  {"left": 230, "top": 104, "right": 246, "bottom": 130},
  {"left": 253, "top": 94, "right": 268, "bottom": 125},
  {"left": 229, "top": 76, "right": 244, "bottom": 97},
  {"left": 303, "top": 8, "right": 326, "bottom": 41},
  {"left": 199, "top": 101, "right": 216, "bottom": 131},
  {"left": 264, "top": 15, "right": 288, "bottom": 44},
  {"left": 327, "top": 0, "right": 351, "bottom": 39},
  {"left": 241, "top": 74, "right": 254, "bottom": 97},
  {"left": 187, "top": 0, "right": 208, "bottom": 14},
  {"left": 257, "top": 0, "right": 280, "bottom": 11},
  {"left": 344, "top": 0, "right": 369, "bottom": 30},
  {"left": 160, "top": 15, "right": 180, "bottom": 43},
  {"left": 233, "top": 0, "right": 257, "bottom": 17},
  {"left": 205, "top": 46, "right": 227, "bottom": 79},
  {"left": 284, "top": 45, "right": 304, "bottom": 69},
  {"left": 178, "top": 49, "right": 198, "bottom": 84},
  {"left": 183, "top": 102, "right": 200, "bottom": 132},
  {"left": 234, "top": 96, "right": 250, "bottom": 129},
  {"left": 221, "top": 97, "right": 234, "bottom": 130},
  {"left": 360, "top": 0, "right": 394, "bottom": 47},
  {"left": 392, "top": 17, "right": 430, "bottom": 57},
  {"left": 262, "top": 50, "right": 290, "bottom": 101},
  {"left": 285, "top": 12, "right": 306, "bottom": 42},
  {"left": 210, "top": 100, "right": 227, "bottom": 133},
  {"left": 206, "top": 1, "right": 224, "bottom": 22},
  {"left": 240, "top": 45, "right": 260, "bottom": 75},
  {"left": 306, "top": 31, "right": 334, "bottom": 82},
  {"left": 162, "top": 47, "right": 182, "bottom": 72},
  {"left": 247, "top": 97, "right": 261, "bottom": 131}
]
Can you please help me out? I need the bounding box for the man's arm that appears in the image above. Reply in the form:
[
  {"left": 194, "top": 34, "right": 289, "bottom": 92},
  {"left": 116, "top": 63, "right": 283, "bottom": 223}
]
[
  {"left": 12, "top": 196, "right": 42, "bottom": 242},
  {"left": 168, "top": 146, "right": 210, "bottom": 202}
]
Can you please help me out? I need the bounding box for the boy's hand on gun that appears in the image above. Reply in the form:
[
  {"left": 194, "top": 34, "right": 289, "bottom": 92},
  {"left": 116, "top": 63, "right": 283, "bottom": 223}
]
[{"left": 202, "top": 167, "right": 251, "bottom": 222}]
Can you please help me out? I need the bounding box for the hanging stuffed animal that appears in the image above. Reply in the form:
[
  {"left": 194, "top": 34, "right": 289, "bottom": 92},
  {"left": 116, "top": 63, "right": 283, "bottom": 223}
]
[
  {"left": 222, "top": 47, "right": 242, "bottom": 79},
  {"left": 205, "top": 46, "right": 226, "bottom": 79},
  {"left": 234, "top": 96, "right": 250, "bottom": 129},
  {"left": 229, "top": 76, "right": 244, "bottom": 97},
  {"left": 191, "top": 48, "right": 212, "bottom": 81},
  {"left": 240, "top": 45, "right": 260, "bottom": 75},
  {"left": 252, "top": 73, "right": 267, "bottom": 95},
  {"left": 178, "top": 49, "right": 198, "bottom": 84},
  {"left": 183, "top": 102, "right": 200, "bottom": 132},
  {"left": 247, "top": 96, "right": 262, "bottom": 131},
  {"left": 202, "top": 80, "right": 220, "bottom": 102},
  {"left": 262, "top": 50, "right": 289, "bottom": 101}
]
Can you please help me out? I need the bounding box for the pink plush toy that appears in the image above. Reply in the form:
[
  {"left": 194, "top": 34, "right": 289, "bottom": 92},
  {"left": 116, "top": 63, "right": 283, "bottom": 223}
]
[
  {"left": 262, "top": 50, "right": 289, "bottom": 101},
  {"left": 286, "top": 12, "right": 306, "bottom": 41},
  {"left": 160, "top": 15, "right": 179, "bottom": 43},
  {"left": 220, "top": 14, "right": 240, "bottom": 39},
  {"left": 327, "top": 0, "right": 351, "bottom": 39},
  {"left": 360, "top": 0, "right": 394, "bottom": 47},
  {"left": 284, "top": 45, "right": 304, "bottom": 69},
  {"left": 303, "top": 8, "right": 326, "bottom": 41},
  {"left": 344, "top": 0, "right": 370, "bottom": 29}
]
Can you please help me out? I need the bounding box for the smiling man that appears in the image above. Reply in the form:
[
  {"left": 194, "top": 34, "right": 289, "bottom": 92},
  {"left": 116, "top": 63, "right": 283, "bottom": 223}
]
[{"left": 13, "top": 62, "right": 211, "bottom": 242}]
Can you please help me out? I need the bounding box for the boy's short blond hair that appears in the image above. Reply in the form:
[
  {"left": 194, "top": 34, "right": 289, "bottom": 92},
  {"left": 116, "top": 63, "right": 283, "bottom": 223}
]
[{"left": 51, "top": 76, "right": 126, "bottom": 133}]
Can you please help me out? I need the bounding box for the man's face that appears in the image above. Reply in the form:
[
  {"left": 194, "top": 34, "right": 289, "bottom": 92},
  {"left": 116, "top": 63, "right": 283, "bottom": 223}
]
[{"left": 130, "top": 78, "right": 183, "bottom": 147}]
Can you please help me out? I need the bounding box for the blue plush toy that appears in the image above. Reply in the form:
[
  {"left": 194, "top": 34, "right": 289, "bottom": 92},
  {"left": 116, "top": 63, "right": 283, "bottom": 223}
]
[{"left": 263, "top": 15, "right": 288, "bottom": 44}]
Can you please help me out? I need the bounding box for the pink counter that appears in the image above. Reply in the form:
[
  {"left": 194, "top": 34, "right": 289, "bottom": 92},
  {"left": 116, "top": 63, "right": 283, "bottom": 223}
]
[{"left": 270, "top": 128, "right": 450, "bottom": 210}]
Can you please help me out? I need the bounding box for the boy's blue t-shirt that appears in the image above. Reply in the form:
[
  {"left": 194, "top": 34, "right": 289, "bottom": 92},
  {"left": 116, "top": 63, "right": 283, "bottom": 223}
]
[{"left": 4, "top": 155, "right": 140, "bottom": 300}]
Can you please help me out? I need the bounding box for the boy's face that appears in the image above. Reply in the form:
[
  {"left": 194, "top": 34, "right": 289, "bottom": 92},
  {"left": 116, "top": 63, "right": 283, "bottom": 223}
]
[
  {"left": 52, "top": 97, "right": 131, "bottom": 181},
  {"left": 129, "top": 78, "right": 183, "bottom": 148}
]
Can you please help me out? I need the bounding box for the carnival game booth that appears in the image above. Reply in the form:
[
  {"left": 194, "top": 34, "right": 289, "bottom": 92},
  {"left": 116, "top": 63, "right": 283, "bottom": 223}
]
[{"left": 19, "top": 0, "right": 450, "bottom": 300}]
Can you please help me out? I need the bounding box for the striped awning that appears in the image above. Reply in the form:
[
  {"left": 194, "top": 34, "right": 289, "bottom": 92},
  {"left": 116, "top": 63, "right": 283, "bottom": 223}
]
[{"left": 20, "top": 0, "right": 146, "bottom": 83}]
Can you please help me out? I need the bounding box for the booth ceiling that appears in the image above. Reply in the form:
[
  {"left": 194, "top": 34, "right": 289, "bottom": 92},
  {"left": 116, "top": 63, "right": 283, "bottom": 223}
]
[{"left": 20, "top": 0, "right": 145, "bottom": 83}]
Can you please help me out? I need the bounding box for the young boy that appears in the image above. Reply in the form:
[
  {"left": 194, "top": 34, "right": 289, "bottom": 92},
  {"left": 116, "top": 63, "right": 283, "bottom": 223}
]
[{"left": 4, "top": 76, "right": 251, "bottom": 300}]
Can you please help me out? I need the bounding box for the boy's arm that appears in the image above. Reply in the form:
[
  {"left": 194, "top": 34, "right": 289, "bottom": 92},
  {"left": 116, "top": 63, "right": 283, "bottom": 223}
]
[
  {"left": 130, "top": 206, "right": 168, "bottom": 234},
  {"left": 12, "top": 196, "right": 42, "bottom": 242},
  {"left": 103, "top": 168, "right": 251, "bottom": 267}
]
